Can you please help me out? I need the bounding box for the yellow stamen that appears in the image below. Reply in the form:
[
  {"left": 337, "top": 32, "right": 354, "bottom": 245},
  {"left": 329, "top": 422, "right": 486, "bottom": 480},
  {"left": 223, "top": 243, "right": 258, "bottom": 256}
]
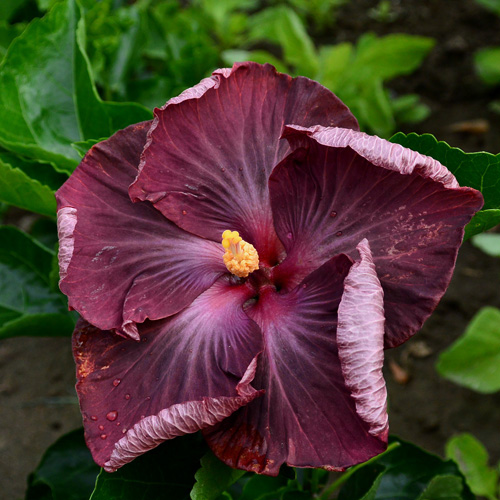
[{"left": 221, "top": 230, "right": 259, "bottom": 278}]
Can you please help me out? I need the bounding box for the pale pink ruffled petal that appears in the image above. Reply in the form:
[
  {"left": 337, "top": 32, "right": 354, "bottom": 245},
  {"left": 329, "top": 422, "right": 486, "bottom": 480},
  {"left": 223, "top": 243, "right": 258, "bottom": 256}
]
[
  {"left": 337, "top": 239, "right": 388, "bottom": 440},
  {"left": 105, "top": 357, "right": 259, "bottom": 472},
  {"left": 283, "top": 125, "right": 459, "bottom": 188},
  {"left": 56, "top": 206, "right": 77, "bottom": 282}
]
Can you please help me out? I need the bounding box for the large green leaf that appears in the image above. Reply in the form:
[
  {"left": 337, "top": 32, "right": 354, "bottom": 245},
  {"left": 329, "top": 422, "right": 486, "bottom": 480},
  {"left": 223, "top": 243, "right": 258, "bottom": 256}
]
[
  {"left": 0, "top": 152, "right": 67, "bottom": 216},
  {"left": 337, "top": 437, "right": 473, "bottom": 500},
  {"left": 90, "top": 433, "right": 208, "bottom": 500},
  {"left": 0, "top": 225, "right": 74, "bottom": 339},
  {"left": 0, "top": 0, "right": 151, "bottom": 172},
  {"left": 25, "top": 428, "right": 100, "bottom": 500},
  {"left": 391, "top": 132, "right": 500, "bottom": 237},
  {"left": 437, "top": 307, "right": 500, "bottom": 393},
  {"left": 191, "top": 451, "right": 246, "bottom": 500},
  {"left": 445, "top": 433, "right": 498, "bottom": 500}
]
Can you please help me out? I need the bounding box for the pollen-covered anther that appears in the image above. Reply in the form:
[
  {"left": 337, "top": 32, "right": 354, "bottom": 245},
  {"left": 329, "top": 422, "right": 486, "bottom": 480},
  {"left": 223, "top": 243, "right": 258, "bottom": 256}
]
[{"left": 221, "top": 230, "right": 259, "bottom": 278}]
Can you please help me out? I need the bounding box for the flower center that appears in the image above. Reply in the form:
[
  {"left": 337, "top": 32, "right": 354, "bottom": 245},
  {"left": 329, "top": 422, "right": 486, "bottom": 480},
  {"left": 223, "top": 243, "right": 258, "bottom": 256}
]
[{"left": 221, "top": 230, "right": 259, "bottom": 278}]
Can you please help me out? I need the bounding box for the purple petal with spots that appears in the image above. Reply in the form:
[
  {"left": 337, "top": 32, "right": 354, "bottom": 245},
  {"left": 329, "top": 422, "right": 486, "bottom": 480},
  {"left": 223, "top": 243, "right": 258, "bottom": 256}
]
[
  {"left": 270, "top": 126, "right": 483, "bottom": 347},
  {"left": 204, "top": 254, "right": 387, "bottom": 475},
  {"left": 129, "top": 62, "right": 358, "bottom": 265},
  {"left": 73, "top": 277, "right": 263, "bottom": 471},
  {"left": 337, "top": 239, "right": 388, "bottom": 440},
  {"left": 56, "top": 122, "right": 226, "bottom": 338}
]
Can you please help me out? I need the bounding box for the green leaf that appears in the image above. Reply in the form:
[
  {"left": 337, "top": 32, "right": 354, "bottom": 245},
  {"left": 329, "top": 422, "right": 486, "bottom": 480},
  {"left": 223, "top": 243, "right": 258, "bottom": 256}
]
[
  {"left": 445, "top": 433, "right": 499, "bottom": 499},
  {"left": 464, "top": 209, "right": 500, "bottom": 240},
  {"left": 71, "top": 138, "right": 103, "bottom": 158},
  {"left": 475, "top": 46, "right": 500, "bottom": 85},
  {"left": 25, "top": 428, "right": 100, "bottom": 500},
  {"left": 337, "top": 437, "right": 473, "bottom": 500},
  {"left": 472, "top": 232, "right": 500, "bottom": 256},
  {"left": 437, "top": 307, "right": 500, "bottom": 393},
  {"left": 248, "top": 6, "right": 318, "bottom": 76},
  {"left": 317, "top": 43, "right": 353, "bottom": 90},
  {"left": 0, "top": 152, "right": 67, "bottom": 216},
  {"left": 90, "top": 433, "right": 208, "bottom": 500},
  {"left": 0, "top": 0, "right": 151, "bottom": 172},
  {"left": 191, "top": 451, "right": 246, "bottom": 500},
  {"left": 317, "top": 35, "right": 433, "bottom": 135},
  {"left": 355, "top": 79, "right": 395, "bottom": 138},
  {"left": 337, "top": 33, "right": 435, "bottom": 85},
  {"left": 0, "top": 225, "right": 74, "bottom": 339},
  {"left": 416, "top": 475, "right": 463, "bottom": 500}
]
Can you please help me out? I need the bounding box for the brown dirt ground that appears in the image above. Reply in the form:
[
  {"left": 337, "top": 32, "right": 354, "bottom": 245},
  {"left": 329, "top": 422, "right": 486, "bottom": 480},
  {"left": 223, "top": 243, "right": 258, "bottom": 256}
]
[{"left": 2, "top": 0, "right": 500, "bottom": 498}]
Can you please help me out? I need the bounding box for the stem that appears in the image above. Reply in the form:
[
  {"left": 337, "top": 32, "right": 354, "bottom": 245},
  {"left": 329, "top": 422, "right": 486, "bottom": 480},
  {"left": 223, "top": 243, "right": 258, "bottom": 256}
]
[{"left": 317, "top": 442, "right": 400, "bottom": 500}]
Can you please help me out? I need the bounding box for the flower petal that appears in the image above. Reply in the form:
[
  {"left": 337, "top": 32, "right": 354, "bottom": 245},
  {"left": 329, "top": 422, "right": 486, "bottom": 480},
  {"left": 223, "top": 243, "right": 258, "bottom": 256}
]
[
  {"left": 73, "top": 277, "right": 263, "bottom": 471},
  {"left": 337, "top": 239, "right": 388, "bottom": 440},
  {"left": 56, "top": 122, "right": 226, "bottom": 338},
  {"left": 129, "top": 62, "right": 358, "bottom": 264},
  {"left": 270, "top": 126, "right": 483, "bottom": 347},
  {"left": 204, "top": 254, "right": 387, "bottom": 475}
]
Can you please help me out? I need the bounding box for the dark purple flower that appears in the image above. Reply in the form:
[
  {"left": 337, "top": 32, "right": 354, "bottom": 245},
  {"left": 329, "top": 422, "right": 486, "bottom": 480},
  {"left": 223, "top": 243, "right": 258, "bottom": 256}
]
[{"left": 57, "top": 62, "right": 483, "bottom": 475}]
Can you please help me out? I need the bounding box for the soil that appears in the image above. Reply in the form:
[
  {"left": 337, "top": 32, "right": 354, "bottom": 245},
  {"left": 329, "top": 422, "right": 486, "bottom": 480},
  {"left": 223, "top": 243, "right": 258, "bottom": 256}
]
[{"left": 2, "top": 0, "right": 500, "bottom": 499}]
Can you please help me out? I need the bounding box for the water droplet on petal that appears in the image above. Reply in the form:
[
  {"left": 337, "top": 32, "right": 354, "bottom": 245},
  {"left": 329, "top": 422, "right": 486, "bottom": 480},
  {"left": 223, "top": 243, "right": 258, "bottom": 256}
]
[
  {"left": 336, "top": 231, "right": 343, "bottom": 237},
  {"left": 330, "top": 211, "right": 337, "bottom": 218},
  {"left": 286, "top": 232, "right": 293, "bottom": 239},
  {"left": 182, "top": 210, "right": 187, "bottom": 215},
  {"left": 142, "top": 337, "right": 148, "bottom": 342},
  {"left": 116, "top": 422, "right": 121, "bottom": 426},
  {"left": 239, "top": 167, "right": 243, "bottom": 172},
  {"left": 100, "top": 434, "right": 107, "bottom": 440},
  {"left": 90, "top": 415, "right": 98, "bottom": 421},
  {"left": 221, "top": 167, "right": 225, "bottom": 172},
  {"left": 145, "top": 396, "right": 151, "bottom": 401},
  {"left": 98, "top": 425, "right": 104, "bottom": 431},
  {"left": 122, "top": 428, "right": 127, "bottom": 434},
  {"left": 106, "top": 411, "right": 118, "bottom": 422},
  {"left": 113, "top": 378, "right": 121, "bottom": 387},
  {"left": 302, "top": 284, "right": 307, "bottom": 289},
  {"left": 125, "top": 394, "right": 130, "bottom": 400}
]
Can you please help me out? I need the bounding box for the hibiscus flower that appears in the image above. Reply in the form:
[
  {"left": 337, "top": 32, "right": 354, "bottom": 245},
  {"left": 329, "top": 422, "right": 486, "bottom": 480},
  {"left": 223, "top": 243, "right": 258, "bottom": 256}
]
[{"left": 57, "top": 62, "right": 483, "bottom": 475}]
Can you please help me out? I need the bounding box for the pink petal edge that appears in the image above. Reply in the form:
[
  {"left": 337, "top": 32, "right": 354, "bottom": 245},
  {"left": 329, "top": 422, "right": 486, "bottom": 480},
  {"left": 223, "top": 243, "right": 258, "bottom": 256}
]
[
  {"left": 104, "top": 356, "right": 261, "bottom": 472},
  {"left": 337, "top": 239, "right": 388, "bottom": 440},
  {"left": 282, "top": 125, "right": 459, "bottom": 189},
  {"left": 57, "top": 206, "right": 77, "bottom": 282}
]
